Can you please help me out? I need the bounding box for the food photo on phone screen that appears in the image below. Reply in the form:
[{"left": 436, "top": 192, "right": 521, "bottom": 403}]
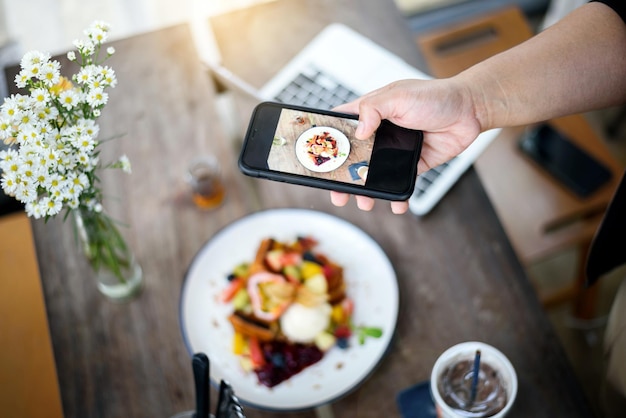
[{"left": 267, "top": 108, "right": 374, "bottom": 185}]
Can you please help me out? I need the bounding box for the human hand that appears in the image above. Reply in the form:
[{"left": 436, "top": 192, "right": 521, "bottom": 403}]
[{"left": 331, "top": 78, "right": 482, "bottom": 214}]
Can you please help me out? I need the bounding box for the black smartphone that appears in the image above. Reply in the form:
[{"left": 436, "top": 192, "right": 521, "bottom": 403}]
[
  {"left": 238, "top": 102, "right": 423, "bottom": 201},
  {"left": 518, "top": 124, "right": 613, "bottom": 198}
]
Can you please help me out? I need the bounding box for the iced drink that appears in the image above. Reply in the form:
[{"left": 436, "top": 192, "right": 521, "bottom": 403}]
[{"left": 431, "top": 342, "right": 517, "bottom": 418}]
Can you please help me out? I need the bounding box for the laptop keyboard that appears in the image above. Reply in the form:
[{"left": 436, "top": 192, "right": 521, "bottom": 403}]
[
  {"left": 273, "top": 67, "right": 450, "bottom": 207},
  {"left": 413, "top": 160, "right": 453, "bottom": 197},
  {"left": 274, "top": 68, "right": 360, "bottom": 110}
]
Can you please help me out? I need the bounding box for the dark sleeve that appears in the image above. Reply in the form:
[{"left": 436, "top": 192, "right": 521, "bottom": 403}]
[{"left": 592, "top": 0, "right": 626, "bottom": 23}]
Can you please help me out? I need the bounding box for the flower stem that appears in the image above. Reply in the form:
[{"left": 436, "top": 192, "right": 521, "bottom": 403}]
[{"left": 74, "top": 208, "right": 132, "bottom": 284}]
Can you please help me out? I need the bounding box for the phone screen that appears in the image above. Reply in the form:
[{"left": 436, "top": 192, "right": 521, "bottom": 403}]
[
  {"left": 240, "top": 102, "right": 422, "bottom": 200},
  {"left": 518, "top": 124, "right": 613, "bottom": 198},
  {"left": 269, "top": 108, "right": 372, "bottom": 185}
]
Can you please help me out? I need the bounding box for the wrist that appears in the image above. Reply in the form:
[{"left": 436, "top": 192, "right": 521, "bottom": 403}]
[{"left": 449, "top": 72, "right": 494, "bottom": 133}]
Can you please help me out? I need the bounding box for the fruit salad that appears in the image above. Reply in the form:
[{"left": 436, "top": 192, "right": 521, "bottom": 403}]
[
  {"left": 220, "top": 235, "right": 382, "bottom": 388},
  {"left": 305, "top": 131, "right": 338, "bottom": 166}
]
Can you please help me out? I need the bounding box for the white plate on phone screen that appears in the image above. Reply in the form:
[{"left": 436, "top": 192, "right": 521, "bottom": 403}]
[
  {"left": 295, "top": 126, "right": 350, "bottom": 173},
  {"left": 179, "top": 208, "right": 399, "bottom": 411}
]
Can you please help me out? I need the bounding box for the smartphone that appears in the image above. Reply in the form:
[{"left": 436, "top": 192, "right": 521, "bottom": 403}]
[
  {"left": 518, "top": 124, "right": 613, "bottom": 198},
  {"left": 238, "top": 102, "right": 423, "bottom": 201}
]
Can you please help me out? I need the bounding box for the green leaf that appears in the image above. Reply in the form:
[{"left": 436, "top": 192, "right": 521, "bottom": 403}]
[
  {"left": 363, "top": 327, "right": 383, "bottom": 338},
  {"left": 353, "top": 325, "right": 383, "bottom": 345}
]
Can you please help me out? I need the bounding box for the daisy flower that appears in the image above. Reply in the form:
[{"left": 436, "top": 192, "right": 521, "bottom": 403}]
[{"left": 0, "top": 20, "right": 129, "bottom": 223}]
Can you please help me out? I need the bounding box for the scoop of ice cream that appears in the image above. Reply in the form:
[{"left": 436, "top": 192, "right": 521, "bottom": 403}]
[{"left": 280, "top": 302, "right": 332, "bottom": 343}]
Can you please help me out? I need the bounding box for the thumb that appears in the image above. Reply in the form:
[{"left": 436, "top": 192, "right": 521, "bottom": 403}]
[{"left": 355, "top": 105, "right": 383, "bottom": 140}]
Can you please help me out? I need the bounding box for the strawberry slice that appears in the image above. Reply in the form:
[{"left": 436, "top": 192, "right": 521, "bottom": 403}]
[
  {"left": 219, "top": 278, "right": 244, "bottom": 303},
  {"left": 334, "top": 324, "right": 352, "bottom": 339}
]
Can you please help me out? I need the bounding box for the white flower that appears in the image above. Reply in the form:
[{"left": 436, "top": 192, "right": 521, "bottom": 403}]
[
  {"left": 80, "top": 40, "right": 96, "bottom": 56},
  {"left": 0, "top": 147, "right": 18, "bottom": 168},
  {"left": 35, "top": 107, "right": 56, "bottom": 125},
  {"left": 77, "top": 119, "right": 99, "bottom": 138},
  {"left": 67, "top": 198, "right": 79, "bottom": 209},
  {"left": 63, "top": 185, "right": 81, "bottom": 202},
  {"left": 118, "top": 154, "right": 131, "bottom": 173},
  {"left": 43, "top": 173, "right": 64, "bottom": 191},
  {"left": 25, "top": 200, "right": 43, "bottom": 219},
  {"left": 17, "top": 163, "right": 38, "bottom": 186},
  {"left": 73, "top": 39, "right": 85, "bottom": 51},
  {"left": 0, "top": 149, "right": 20, "bottom": 174},
  {"left": 75, "top": 150, "right": 93, "bottom": 166},
  {"left": 31, "top": 88, "right": 50, "bottom": 107},
  {"left": 0, "top": 171, "right": 18, "bottom": 195},
  {"left": 20, "top": 51, "right": 50, "bottom": 69},
  {"left": 15, "top": 125, "right": 37, "bottom": 145},
  {"left": 17, "top": 109, "right": 36, "bottom": 129},
  {"left": 1, "top": 96, "right": 20, "bottom": 120},
  {"left": 84, "top": 198, "right": 103, "bottom": 213},
  {"left": 98, "top": 66, "right": 117, "bottom": 88},
  {"left": 41, "top": 196, "right": 63, "bottom": 217},
  {"left": 0, "top": 117, "right": 13, "bottom": 140},
  {"left": 67, "top": 173, "right": 89, "bottom": 190},
  {"left": 89, "top": 77, "right": 103, "bottom": 90},
  {"left": 14, "top": 181, "right": 37, "bottom": 203},
  {"left": 14, "top": 71, "right": 29, "bottom": 88},
  {"left": 85, "top": 27, "right": 108, "bottom": 44},
  {"left": 87, "top": 88, "right": 107, "bottom": 107},
  {"left": 76, "top": 65, "right": 96, "bottom": 84},
  {"left": 0, "top": 20, "right": 127, "bottom": 220},
  {"left": 59, "top": 89, "right": 80, "bottom": 110},
  {"left": 76, "top": 134, "right": 96, "bottom": 152},
  {"left": 23, "top": 60, "right": 44, "bottom": 79},
  {"left": 42, "top": 147, "right": 59, "bottom": 169},
  {"left": 91, "top": 20, "right": 111, "bottom": 33},
  {"left": 39, "top": 61, "right": 61, "bottom": 86}
]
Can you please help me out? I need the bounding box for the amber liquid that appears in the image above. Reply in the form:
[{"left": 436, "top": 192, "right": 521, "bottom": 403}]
[{"left": 191, "top": 174, "right": 225, "bottom": 209}]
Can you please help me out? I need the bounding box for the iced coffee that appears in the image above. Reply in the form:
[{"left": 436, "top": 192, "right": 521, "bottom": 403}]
[{"left": 431, "top": 342, "right": 517, "bottom": 418}]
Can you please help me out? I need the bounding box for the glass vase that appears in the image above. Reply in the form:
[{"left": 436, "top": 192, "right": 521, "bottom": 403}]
[{"left": 73, "top": 207, "right": 143, "bottom": 301}]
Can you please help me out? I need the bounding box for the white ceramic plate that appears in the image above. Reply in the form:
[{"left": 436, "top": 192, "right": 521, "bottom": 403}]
[
  {"left": 179, "top": 208, "right": 398, "bottom": 411},
  {"left": 295, "top": 127, "right": 350, "bottom": 173}
]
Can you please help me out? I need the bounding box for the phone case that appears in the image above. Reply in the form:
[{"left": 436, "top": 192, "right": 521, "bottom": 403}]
[{"left": 239, "top": 102, "right": 422, "bottom": 201}]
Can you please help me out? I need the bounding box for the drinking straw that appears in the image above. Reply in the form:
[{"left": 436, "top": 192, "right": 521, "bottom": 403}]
[{"left": 470, "top": 349, "right": 481, "bottom": 405}]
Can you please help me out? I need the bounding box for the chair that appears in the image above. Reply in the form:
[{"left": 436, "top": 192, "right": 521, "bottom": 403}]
[{"left": 414, "top": 6, "right": 624, "bottom": 319}]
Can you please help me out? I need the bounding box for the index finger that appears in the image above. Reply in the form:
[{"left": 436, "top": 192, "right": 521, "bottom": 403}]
[{"left": 333, "top": 99, "right": 361, "bottom": 115}]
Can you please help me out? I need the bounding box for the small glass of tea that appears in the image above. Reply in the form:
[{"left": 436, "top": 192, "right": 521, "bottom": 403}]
[{"left": 186, "top": 156, "right": 225, "bottom": 210}]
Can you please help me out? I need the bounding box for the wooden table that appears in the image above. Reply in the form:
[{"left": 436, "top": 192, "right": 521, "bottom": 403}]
[{"left": 9, "top": 1, "right": 595, "bottom": 417}]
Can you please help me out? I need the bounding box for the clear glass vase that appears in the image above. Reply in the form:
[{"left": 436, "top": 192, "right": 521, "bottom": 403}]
[{"left": 73, "top": 207, "right": 143, "bottom": 301}]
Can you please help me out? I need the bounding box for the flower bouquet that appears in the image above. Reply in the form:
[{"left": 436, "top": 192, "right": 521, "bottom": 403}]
[{"left": 0, "top": 21, "right": 142, "bottom": 300}]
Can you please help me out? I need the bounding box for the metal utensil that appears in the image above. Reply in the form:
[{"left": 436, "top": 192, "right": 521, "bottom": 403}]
[{"left": 216, "top": 380, "right": 245, "bottom": 418}]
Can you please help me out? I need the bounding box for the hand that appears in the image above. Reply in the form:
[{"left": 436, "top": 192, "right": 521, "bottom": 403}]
[{"left": 331, "top": 78, "right": 482, "bottom": 214}]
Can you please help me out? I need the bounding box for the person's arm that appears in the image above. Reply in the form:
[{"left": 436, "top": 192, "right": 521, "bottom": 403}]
[
  {"left": 465, "top": 1, "right": 626, "bottom": 132},
  {"left": 332, "top": 2, "right": 626, "bottom": 214}
]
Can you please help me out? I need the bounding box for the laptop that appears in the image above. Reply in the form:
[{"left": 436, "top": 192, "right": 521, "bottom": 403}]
[{"left": 191, "top": 21, "right": 500, "bottom": 216}]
